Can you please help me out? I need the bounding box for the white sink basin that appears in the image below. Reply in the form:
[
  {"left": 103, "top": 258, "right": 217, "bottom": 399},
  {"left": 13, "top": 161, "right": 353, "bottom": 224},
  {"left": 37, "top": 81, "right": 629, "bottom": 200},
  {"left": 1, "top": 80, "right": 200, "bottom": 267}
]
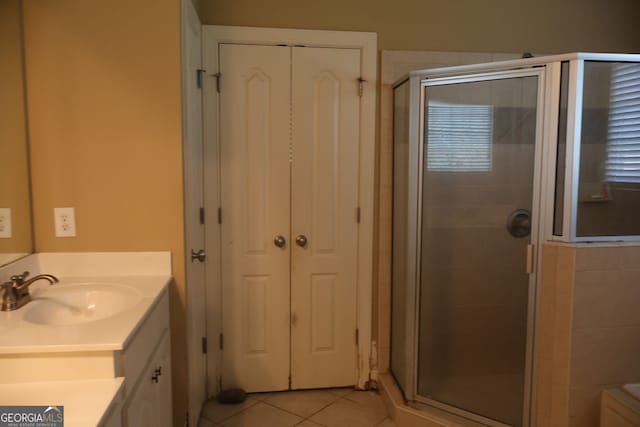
[{"left": 23, "top": 283, "right": 143, "bottom": 326}]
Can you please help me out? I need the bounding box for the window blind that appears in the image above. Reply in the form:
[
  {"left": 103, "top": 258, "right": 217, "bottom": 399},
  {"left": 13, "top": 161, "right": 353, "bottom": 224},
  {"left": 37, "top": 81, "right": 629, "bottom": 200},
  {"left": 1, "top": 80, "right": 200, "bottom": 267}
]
[
  {"left": 426, "top": 101, "right": 493, "bottom": 172},
  {"left": 605, "top": 63, "right": 640, "bottom": 184}
]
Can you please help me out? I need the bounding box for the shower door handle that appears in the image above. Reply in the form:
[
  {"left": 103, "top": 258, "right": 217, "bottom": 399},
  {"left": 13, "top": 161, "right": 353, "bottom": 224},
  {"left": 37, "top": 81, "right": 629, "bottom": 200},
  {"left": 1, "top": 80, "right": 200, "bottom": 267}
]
[{"left": 507, "top": 209, "right": 531, "bottom": 238}]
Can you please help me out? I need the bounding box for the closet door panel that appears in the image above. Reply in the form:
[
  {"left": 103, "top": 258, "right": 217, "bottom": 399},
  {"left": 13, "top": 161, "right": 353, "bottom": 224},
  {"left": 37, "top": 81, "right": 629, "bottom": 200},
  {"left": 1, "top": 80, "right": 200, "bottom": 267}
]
[
  {"left": 219, "top": 44, "right": 291, "bottom": 392},
  {"left": 290, "top": 47, "right": 360, "bottom": 388}
]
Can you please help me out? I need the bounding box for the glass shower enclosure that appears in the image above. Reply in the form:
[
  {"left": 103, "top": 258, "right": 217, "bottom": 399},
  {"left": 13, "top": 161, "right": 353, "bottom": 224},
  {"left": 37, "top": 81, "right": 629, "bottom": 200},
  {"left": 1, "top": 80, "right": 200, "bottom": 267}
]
[{"left": 391, "top": 53, "right": 640, "bottom": 427}]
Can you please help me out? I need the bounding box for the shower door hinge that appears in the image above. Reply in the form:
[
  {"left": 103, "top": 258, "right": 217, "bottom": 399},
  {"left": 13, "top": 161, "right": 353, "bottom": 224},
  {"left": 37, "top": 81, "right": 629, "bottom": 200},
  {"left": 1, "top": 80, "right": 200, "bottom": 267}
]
[
  {"left": 218, "top": 207, "right": 222, "bottom": 224},
  {"left": 526, "top": 244, "right": 535, "bottom": 274},
  {"left": 199, "top": 207, "right": 205, "bottom": 225},
  {"left": 356, "top": 207, "right": 361, "bottom": 224},
  {"left": 214, "top": 72, "right": 221, "bottom": 93},
  {"left": 358, "top": 77, "right": 366, "bottom": 97},
  {"left": 202, "top": 336, "right": 207, "bottom": 354},
  {"left": 196, "top": 69, "right": 205, "bottom": 89},
  {"left": 355, "top": 328, "right": 359, "bottom": 345},
  {"left": 219, "top": 333, "right": 224, "bottom": 350}
]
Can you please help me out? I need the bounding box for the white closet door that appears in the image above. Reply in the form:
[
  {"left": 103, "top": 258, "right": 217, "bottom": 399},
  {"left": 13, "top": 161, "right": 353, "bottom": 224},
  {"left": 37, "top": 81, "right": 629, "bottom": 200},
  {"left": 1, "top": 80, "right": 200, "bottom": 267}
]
[
  {"left": 290, "top": 47, "right": 361, "bottom": 388},
  {"left": 219, "top": 44, "right": 291, "bottom": 392}
]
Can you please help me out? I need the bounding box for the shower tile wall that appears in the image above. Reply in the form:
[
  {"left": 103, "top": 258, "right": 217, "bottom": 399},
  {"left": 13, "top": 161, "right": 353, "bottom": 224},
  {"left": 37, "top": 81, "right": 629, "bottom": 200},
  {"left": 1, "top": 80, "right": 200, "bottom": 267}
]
[{"left": 535, "top": 243, "right": 640, "bottom": 427}]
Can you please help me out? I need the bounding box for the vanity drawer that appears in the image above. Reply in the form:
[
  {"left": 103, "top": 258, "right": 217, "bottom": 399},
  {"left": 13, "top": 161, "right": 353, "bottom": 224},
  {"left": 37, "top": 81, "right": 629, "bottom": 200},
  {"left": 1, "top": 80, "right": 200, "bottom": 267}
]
[{"left": 117, "top": 289, "right": 169, "bottom": 391}]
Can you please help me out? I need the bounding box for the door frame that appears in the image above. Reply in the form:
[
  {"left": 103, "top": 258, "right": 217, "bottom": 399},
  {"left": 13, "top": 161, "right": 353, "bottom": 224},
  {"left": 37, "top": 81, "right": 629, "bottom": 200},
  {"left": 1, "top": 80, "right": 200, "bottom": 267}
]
[
  {"left": 202, "top": 25, "right": 377, "bottom": 393},
  {"left": 180, "top": 0, "right": 207, "bottom": 423},
  {"left": 409, "top": 67, "right": 547, "bottom": 427}
]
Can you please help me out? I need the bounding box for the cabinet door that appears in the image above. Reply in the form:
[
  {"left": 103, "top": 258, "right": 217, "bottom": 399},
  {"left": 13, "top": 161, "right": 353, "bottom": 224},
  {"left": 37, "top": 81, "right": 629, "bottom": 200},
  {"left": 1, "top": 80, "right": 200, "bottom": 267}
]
[
  {"left": 219, "top": 44, "right": 292, "bottom": 392},
  {"left": 124, "top": 331, "right": 172, "bottom": 427},
  {"left": 124, "top": 374, "right": 154, "bottom": 427},
  {"left": 151, "top": 332, "right": 172, "bottom": 427},
  {"left": 290, "top": 47, "right": 361, "bottom": 388}
]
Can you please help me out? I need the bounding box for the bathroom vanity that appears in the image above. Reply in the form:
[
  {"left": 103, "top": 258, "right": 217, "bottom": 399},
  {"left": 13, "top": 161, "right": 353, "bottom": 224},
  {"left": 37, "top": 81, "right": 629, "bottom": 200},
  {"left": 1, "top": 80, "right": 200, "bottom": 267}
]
[{"left": 0, "top": 252, "right": 173, "bottom": 427}]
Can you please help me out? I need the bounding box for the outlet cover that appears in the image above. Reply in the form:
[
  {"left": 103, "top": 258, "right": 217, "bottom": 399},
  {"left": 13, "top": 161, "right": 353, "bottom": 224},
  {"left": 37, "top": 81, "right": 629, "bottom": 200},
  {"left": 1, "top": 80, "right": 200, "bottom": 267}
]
[
  {"left": 0, "top": 208, "right": 12, "bottom": 238},
  {"left": 54, "top": 207, "right": 76, "bottom": 237}
]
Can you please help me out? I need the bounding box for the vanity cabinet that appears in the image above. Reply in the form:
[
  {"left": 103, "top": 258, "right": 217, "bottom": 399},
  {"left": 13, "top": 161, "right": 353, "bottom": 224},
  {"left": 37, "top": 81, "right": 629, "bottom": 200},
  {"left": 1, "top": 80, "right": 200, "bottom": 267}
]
[{"left": 119, "top": 289, "right": 172, "bottom": 427}]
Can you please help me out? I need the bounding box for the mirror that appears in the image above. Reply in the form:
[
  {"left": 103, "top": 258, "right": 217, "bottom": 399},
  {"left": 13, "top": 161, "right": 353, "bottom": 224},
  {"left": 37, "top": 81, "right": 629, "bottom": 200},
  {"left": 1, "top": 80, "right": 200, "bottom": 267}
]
[{"left": 0, "top": 0, "right": 33, "bottom": 267}]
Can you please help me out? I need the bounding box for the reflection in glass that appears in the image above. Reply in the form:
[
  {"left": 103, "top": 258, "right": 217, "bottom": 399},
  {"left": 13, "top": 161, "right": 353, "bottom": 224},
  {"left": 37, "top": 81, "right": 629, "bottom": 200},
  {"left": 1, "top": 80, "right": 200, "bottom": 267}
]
[
  {"left": 0, "top": 0, "right": 33, "bottom": 266},
  {"left": 418, "top": 76, "right": 539, "bottom": 427},
  {"left": 576, "top": 61, "right": 640, "bottom": 237},
  {"left": 427, "top": 102, "right": 493, "bottom": 172}
]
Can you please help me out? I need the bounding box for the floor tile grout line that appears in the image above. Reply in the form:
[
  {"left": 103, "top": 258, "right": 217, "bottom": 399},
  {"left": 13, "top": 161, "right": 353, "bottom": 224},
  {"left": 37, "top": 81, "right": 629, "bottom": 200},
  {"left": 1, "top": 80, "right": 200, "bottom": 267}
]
[
  {"left": 203, "top": 389, "right": 387, "bottom": 427},
  {"left": 259, "top": 392, "right": 341, "bottom": 421},
  {"left": 201, "top": 398, "right": 258, "bottom": 424}
]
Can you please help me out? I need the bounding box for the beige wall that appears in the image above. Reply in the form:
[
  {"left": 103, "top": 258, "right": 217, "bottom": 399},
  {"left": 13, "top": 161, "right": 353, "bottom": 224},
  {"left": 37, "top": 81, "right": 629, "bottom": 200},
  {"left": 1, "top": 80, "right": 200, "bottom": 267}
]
[
  {"left": 198, "top": 0, "right": 640, "bottom": 53},
  {"left": 0, "top": 0, "right": 32, "bottom": 259},
  {"left": 21, "top": 1, "right": 186, "bottom": 425},
  {"left": 536, "top": 243, "right": 640, "bottom": 427}
]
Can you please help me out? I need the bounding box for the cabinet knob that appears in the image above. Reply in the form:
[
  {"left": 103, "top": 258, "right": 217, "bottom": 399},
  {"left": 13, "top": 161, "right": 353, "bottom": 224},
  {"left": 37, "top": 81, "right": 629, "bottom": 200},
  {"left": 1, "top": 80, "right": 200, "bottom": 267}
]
[{"left": 151, "top": 373, "right": 159, "bottom": 383}]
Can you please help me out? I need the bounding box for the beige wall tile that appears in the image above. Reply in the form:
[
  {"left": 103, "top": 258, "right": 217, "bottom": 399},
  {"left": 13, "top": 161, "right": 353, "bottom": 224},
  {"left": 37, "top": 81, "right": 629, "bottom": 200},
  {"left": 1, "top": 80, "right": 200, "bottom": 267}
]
[
  {"left": 569, "top": 385, "right": 612, "bottom": 427},
  {"left": 618, "top": 246, "right": 640, "bottom": 270},
  {"left": 573, "top": 269, "right": 640, "bottom": 329},
  {"left": 570, "top": 327, "right": 640, "bottom": 387},
  {"left": 575, "top": 246, "right": 623, "bottom": 271},
  {"left": 551, "top": 384, "right": 570, "bottom": 426}
]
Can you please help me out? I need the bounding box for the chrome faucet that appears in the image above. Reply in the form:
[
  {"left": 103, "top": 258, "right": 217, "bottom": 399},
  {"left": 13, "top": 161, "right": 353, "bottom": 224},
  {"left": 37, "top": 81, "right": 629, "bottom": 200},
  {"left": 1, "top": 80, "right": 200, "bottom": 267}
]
[{"left": 1, "top": 271, "right": 59, "bottom": 311}]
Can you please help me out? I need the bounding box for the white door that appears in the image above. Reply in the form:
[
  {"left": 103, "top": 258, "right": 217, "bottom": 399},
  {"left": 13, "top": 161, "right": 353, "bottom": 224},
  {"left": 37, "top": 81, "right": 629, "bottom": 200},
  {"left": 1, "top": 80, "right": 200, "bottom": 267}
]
[
  {"left": 219, "top": 44, "right": 292, "bottom": 392},
  {"left": 219, "top": 44, "right": 360, "bottom": 392},
  {"left": 290, "top": 47, "right": 360, "bottom": 389}
]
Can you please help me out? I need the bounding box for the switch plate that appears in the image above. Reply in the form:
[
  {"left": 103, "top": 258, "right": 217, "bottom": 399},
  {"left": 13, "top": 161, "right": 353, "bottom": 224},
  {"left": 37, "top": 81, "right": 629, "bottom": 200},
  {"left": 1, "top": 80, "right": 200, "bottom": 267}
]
[
  {"left": 0, "top": 208, "right": 12, "bottom": 238},
  {"left": 54, "top": 207, "right": 76, "bottom": 237}
]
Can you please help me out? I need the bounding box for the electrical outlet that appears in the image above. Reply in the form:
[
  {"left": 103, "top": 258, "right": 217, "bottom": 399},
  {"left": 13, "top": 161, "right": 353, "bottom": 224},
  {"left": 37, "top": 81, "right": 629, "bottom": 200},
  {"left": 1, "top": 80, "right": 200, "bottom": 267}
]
[
  {"left": 54, "top": 207, "right": 76, "bottom": 237},
  {"left": 0, "top": 208, "right": 12, "bottom": 238}
]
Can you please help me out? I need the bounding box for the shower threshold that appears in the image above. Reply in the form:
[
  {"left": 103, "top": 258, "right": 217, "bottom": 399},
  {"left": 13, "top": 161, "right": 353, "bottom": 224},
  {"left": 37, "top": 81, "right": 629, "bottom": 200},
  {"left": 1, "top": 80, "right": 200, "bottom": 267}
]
[{"left": 379, "top": 373, "right": 500, "bottom": 427}]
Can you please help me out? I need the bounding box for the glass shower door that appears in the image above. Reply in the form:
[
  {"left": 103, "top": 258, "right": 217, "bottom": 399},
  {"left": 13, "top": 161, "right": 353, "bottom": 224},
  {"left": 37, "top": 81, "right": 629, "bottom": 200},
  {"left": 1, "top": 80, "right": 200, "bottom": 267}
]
[{"left": 417, "top": 73, "right": 541, "bottom": 426}]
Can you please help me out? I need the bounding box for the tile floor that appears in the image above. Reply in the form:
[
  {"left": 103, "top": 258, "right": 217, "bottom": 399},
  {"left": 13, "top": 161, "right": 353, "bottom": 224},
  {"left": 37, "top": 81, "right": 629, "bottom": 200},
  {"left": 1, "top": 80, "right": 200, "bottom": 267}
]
[{"left": 198, "top": 388, "right": 397, "bottom": 427}]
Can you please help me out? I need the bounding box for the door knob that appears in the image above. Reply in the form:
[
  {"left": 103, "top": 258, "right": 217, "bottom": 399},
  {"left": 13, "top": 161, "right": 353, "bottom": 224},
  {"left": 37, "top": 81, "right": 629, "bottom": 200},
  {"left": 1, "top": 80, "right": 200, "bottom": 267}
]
[
  {"left": 191, "top": 249, "right": 207, "bottom": 262},
  {"left": 507, "top": 209, "right": 531, "bottom": 238},
  {"left": 274, "top": 235, "right": 286, "bottom": 248},
  {"left": 295, "top": 235, "right": 308, "bottom": 248}
]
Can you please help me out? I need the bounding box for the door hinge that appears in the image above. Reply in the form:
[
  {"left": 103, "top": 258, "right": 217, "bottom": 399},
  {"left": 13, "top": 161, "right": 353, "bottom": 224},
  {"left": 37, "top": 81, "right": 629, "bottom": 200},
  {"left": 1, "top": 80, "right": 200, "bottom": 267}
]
[
  {"left": 202, "top": 336, "right": 207, "bottom": 354},
  {"left": 526, "top": 243, "right": 535, "bottom": 274},
  {"left": 217, "top": 207, "right": 222, "bottom": 224},
  {"left": 358, "top": 77, "right": 366, "bottom": 97},
  {"left": 199, "top": 207, "right": 205, "bottom": 225},
  {"left": 196, "top": 69, "right": 205, "bottom": 89},
  {"left": 356, "top": 207, "right": 361, "bottom": 224},
  {"left": 214, "top": 72, "right": 221, "bottom": 93},
  {"left": 219, "top": 333, "right": 224, "bottom": 350},
  {"left": 355, "top": 328, "right": 359, "bottom": 345}
]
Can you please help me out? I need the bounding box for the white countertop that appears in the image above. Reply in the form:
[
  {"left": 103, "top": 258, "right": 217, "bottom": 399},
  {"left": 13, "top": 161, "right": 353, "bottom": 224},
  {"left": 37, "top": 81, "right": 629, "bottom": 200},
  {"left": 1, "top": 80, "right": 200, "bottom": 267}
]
[
  {"left": 0, "top": 275, "right": 170, "bottom": 354},
  {"left": 0, "top": 378, "right": 124, "bottom": 427},
  {"left": 0, "top": 252, "right": 172, "bottom": 353}
]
